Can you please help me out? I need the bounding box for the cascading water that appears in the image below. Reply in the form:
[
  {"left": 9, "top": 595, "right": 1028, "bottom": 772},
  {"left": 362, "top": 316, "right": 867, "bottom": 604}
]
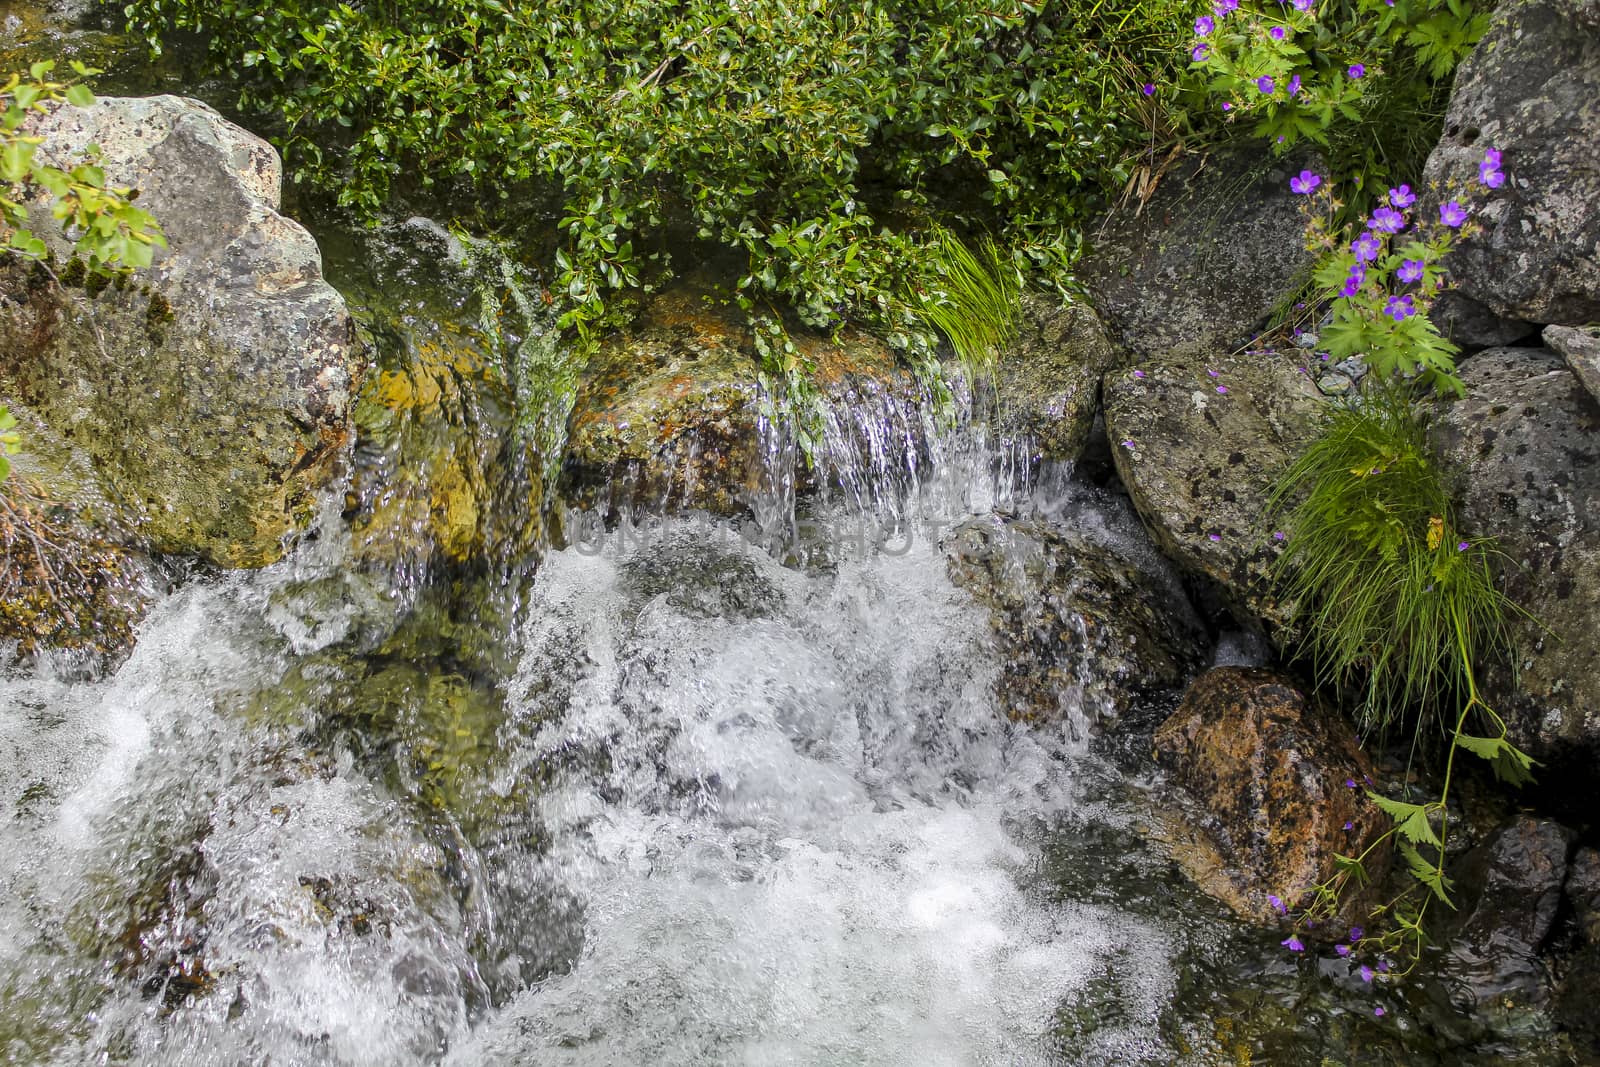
[{"left": 0, "top": 222, "right": 1571, "bottom": 1066}]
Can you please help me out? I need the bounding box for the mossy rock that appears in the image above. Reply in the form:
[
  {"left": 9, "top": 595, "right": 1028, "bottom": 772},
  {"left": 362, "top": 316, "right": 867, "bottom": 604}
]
[
  {"left": 0, "top": 96, "right": 357, "bottom": 568},
  {"left": 0, "top": 472, "right": 153, "bottom": 665},
  {"left": 559, "top": 279, "right": 928, "bottom": 519}
]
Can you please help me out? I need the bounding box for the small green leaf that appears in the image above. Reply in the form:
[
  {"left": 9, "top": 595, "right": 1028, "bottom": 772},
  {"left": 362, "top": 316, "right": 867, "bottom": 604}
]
[{"left": 65, "top": 84, "right": 96, "bottom": 108}]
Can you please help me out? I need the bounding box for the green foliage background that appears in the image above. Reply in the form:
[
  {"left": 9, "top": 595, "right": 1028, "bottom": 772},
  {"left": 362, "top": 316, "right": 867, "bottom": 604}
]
[{"left": 122, "top": 0, "right": 1198, "bottom": 350}]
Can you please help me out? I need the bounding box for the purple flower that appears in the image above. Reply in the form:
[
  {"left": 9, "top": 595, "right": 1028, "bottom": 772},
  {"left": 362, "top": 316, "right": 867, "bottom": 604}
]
[
  {"left": 1344, "top": 778, "right": 1358, "bottom": 788},
  {"left": 1336, "top": 944, "right": 1351, "bottom": 957},
  {"left": 1271, "top": 25, "right": 1287, "bottom": 39},
  {"left": 1195, "top": 14, "right": 1215, "bottom": 34},
  {"left": 1385, "top": 294, "right": 1416, "bottom": 321},
  {"left": 1480, "top": 163, "right": 1505, "bottom": 189},
  {"left": 1207, "top": 367, "right": 1220, "bottom": 377},
  {"left": 1208, "top": 533, "right": 1223, "bottom": 542},
  {"left": 1343, "top": 820, "right": 1354, "bottom": 830},
  {"left": 1143, "top": 82, "right": 1156, "bottom": 96},
  {"left": 1217, "top": 385, "right": 1229, "bottom": 394},
  {"left": 1340, "top": 265, "right": 1366, "bottom": 297},
  {"left": 1348, "top": 63, "right": 1365, "bottom": 78},
  {"left": 1257, "top": 75, "right": 1275, "bottom": 94},
  {"left": 1273, "top": 530, "right": 1286, "bottom": 542},
  {"left": 1378, "top": 959, "right": 1391, "bottom": 973},
  {"left": 1375, "top": 1007, "right": 1386, "bottom": 1018},
  {"left": 1484, "top": 147, "right": 1502, "bottom": 167},
  {"left": 1132, "top": 369, "right": 1146, "bottom": 378},
  {"left": 1288, "top": 74, "right": 1302, "bottom": 96},
  {"left": 1368, "top": 206, "right": 1405, "bottom": 233},
  {"left": 1351, "top": 231, "right": 1382, "bottom": 262},
  {"left": 1458, "top": 540, "right": 1471, "bottom": 551},
  {"left": 1360, "top": 965, "right": 1375, "bottom": 983},
  {"left": 1121, "top": 439, "right": 1136, "bottom": 450},
  {"left": 1215, "top": 0, "right": 1240, "bottom": 13},
  {"left": 1440, "top": 200, "right": 1468, "bottom": 227},
  {"left": 1290, "top": 169, "right": 1322, "bottom": 194},
  {"left": 1269, "top": 894, "right": 1288, "bottom": 914},
  {"left": 1389, "top": 184, "right": 1416, "bottom": 208},
  {"left": 1193, "top": 43, "right": 1211, "bottom": 61},
  {"left": 1293, "top": 0, "right": 1314, "bottom": 9},
  {"left": 1350, "top": 926, "right": 1364, "bottom": 942},
  {"left": 1282, "top": 936, "right": 1305, "bottom": 952},
  {"left": 1397, "top": 258, "right": 1425, "bottom": 283}
]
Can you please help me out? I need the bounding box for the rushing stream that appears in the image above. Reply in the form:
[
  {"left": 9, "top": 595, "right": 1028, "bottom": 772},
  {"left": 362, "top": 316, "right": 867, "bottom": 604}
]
[
  {"left": 0, "top": 451, "right": 1571, "bottom": 1065},
  {"left": 0, "top": 215, "right": 1576, "bottom": 1067}
]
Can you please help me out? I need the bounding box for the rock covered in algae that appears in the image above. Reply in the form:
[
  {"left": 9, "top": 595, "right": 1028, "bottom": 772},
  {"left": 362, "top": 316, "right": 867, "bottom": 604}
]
[{"left": 559, "top": 280, "right": 928, "bottom": 519}]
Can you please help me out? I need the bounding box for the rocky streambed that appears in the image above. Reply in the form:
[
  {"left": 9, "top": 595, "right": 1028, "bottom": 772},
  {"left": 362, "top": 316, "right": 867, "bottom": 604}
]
[{"left": 3, "top": 0, "right": 1600, "bottom": 1063}]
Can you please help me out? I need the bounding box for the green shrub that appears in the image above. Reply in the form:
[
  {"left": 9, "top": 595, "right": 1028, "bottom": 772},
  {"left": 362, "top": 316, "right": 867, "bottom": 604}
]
[{"left": 121, "top": 0, "right": 1196, "bottom": 352}]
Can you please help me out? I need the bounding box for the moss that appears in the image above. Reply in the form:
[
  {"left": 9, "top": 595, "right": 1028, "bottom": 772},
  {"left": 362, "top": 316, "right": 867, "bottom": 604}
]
[{"left": 144, "top": 290, "right": 174, "bottom": 337}]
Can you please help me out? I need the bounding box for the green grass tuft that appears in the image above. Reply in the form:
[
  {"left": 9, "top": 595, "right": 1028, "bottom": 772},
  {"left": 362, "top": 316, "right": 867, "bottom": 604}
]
[
  {"left": 1269, "top": 385, "right": 1517, "bottom": 736},
  {"left": 913, "top": 230, "right": 1023, "bottom": 379}
]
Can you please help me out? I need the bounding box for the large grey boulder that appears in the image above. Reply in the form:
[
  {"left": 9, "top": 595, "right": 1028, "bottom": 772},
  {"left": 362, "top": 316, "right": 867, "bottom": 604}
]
[
  {"left": 1422, "top": 0, "right": 1600, "bottom": 336},
  {"left": 1430, "top": 348, "right": 1600, "bottom": 774},
  {"left": 1102, "top": 350, "right": 1326, "bottom": 635},
  {"left": 1077, "top": 147, "right": 1322, "bottom": 361},
  {"left": 0, "top": 95, "right": 357, "bottom": 567}
]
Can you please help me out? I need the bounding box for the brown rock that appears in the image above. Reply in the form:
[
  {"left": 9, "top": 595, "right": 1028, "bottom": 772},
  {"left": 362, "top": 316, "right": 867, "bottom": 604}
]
[{"left": 1153, "top": 666, "right": 1389, "bottom": 923}]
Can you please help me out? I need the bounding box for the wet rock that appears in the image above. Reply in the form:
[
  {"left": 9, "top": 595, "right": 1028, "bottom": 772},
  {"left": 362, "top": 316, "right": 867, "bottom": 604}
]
[
  {"left": 1102, "top": 351, "right": 1326, "bottom": 636},
  {"left": 1444, "top": 815, "right": 1574, "bottom": 1022},
  {"left": 560, "top": 281, "right": 928, "bottom": 519},
  {"left": 1556, "top": 847, "right": 1600, "bottom": 1057},
  {"left": 943, "top": 513, "right": 1208, "bottom": 731},
  {"left": 1077, "top": 146, "right": 1322, "bottom": 361},
  {"left": 1152, "top": 666, "right": 1389, "bottom": 923},
  {"left": 1566, "top": 847, "right": 1600, "bottom": 940},
  {"left": 1543, "top": 324, "right": 1600, "bottom": 408},
  {"left": 986, "top": 294, "right": 1123, "bottom": 463},
  {"left": 0, "top": 95, "right": 358, "bottom": 567},
  {"left": 346, "top": 316, "right": 540, "bottom": 572},
  {"left": 1429, "top": 348, "right": 1600, "bottom": 778},
  {"left": 1421, "top": 0, "right": 1600, "bottom": 332}
]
